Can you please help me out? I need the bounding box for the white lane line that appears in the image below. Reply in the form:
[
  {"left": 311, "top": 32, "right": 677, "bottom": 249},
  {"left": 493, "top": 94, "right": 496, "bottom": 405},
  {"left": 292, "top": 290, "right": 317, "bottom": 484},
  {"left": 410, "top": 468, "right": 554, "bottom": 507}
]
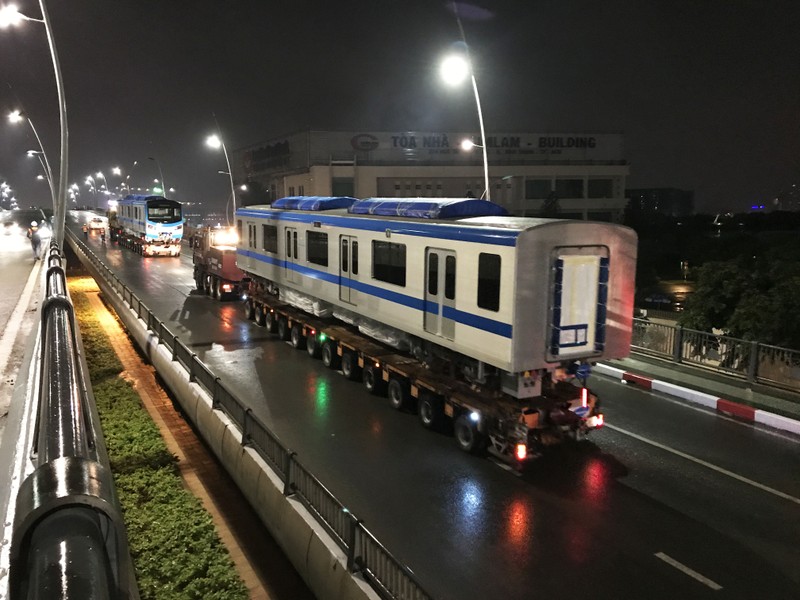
[
  {"left": 0, "top": 261, "right": 41, "bottom": 376},
  {"left": 655, "top": 552, "right": 723, "bottom": 590},
  {"left": 605, "top": 423, "right": 800, "bottom": 506}
]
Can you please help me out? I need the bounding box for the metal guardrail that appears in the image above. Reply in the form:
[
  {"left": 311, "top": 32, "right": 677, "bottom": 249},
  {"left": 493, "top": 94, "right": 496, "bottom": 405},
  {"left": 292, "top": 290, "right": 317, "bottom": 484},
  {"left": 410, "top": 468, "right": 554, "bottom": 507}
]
[
  {"left": 632, "top": 317, "right": 800, "bottom": 394},
  {"left": 73, "top": 234, "right": 432, "bottom": 600},
  {"left": 9, "top": 242, "right": 137, "bottom": 600}
]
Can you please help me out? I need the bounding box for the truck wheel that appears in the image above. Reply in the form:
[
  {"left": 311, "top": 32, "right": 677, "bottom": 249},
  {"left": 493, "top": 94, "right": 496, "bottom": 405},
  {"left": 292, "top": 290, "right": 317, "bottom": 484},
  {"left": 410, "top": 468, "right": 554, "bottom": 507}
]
[
  {"left": 341, "top": 352, "right": 361, "bottom": 381},
  {"left": 203, "top": 276, "right": 212, "bottom": 296},
  {"left": 290, "top": 324, "right": 306, "bottom": 349},
  {"left": 418, "top": 394, "right": 443, "bottom": 430},
  {"left": 211, "top": 277, "right": 220, "bottom": 299},
  {"left": 195, "top": 272, "right": 204, "bottom": 290},
  {"left": 244, "top": 300, "right": 255, "bottom": 320},
  {"left": 214, "top": 278, "right": 224, "bottom": 300},
  {"left": 363, "top": 365, "right": 385, "bottom": 395},
  {"left": 321, "top": 341, "right": 341, "bottom": 369},
  {"left": 265, "top": 310, "right": 278, "bottom": 333},
  {"left": 254, "top": 304, "right": 266, "bottom": 326},
  {"left": 306, "top": 333, "right": 321, "bottom": 358},
  {"left": 277, "top": 318, "right": 290, "bottom": 340},
  {"left": 387, "top": 378, "right": 409, "bottom": 411},
  {"left": 454, "top": 414, "right": 485, "bottom": 455}
]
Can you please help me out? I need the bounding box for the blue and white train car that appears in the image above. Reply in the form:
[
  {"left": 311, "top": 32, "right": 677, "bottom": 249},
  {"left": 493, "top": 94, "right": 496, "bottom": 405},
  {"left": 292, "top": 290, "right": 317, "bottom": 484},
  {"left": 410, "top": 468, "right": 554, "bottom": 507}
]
[
  {"left": 236, "top": 197, "right": 637, "bottom": 398},
  {"left": 115, "top": 194, "right": 183, "bottom": 257}
]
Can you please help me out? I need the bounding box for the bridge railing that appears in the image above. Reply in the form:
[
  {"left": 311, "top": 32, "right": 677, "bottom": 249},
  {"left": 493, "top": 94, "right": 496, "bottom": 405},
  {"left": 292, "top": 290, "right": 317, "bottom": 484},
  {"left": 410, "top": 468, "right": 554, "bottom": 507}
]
[
  {"left": 632, "top": 317, "right": 800, "bottom": 394},
  {"left": 75, "top": 236, "right": 432, "bottom": 600},
  {"left": 9, "top": 242, "right": 138, "bottom": 599}
]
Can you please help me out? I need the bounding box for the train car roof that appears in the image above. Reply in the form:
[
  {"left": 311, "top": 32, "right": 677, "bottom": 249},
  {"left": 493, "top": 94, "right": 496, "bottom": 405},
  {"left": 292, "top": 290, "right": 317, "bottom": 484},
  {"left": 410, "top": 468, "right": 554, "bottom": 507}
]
[
  {"left": 272, "top": 196, "right": 357, "bottom": 210},
  {"left": 348, "top": 197, "right": 508, "bottom": 219},
  {"left": 120, "top": 194, "right": 171, "bottom": 203}
]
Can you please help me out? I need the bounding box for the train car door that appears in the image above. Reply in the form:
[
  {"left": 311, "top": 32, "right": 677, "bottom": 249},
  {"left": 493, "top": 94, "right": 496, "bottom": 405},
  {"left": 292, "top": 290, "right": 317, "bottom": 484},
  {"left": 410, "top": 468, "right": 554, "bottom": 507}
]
[
  {"left": 424, "top": 248, "right": 456, "bottom": 340},
  {"left": 339, "top": 235, "right": 359, "bottom": 305},
  {"left": 284, "top": 227, "right": 298, "bottom": 283}
]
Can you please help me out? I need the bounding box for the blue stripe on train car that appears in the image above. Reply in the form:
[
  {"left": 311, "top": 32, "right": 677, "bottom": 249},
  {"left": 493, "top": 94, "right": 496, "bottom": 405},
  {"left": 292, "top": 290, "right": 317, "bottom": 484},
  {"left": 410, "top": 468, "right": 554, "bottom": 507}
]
[{"left": 238, "top": 248, "right": 512, "bottom": 338}]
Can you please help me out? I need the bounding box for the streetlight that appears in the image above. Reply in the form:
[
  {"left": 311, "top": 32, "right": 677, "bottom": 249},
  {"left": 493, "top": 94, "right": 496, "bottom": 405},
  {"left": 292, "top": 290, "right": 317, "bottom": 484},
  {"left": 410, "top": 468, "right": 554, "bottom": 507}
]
[
  {"left": 441, "top": 53, "right": 490, "bottom": 201},
  {"left": 1, "top": 3, "right": 69, "bottom": 246},
  {"left": 27, "top": 149, "right": 55, "bottom": 205},
  {"left": 147, "top": 157, "right": 166, "bottom": 198},
  {"left": 206, "top": 133, "right": 236, "bottom": 225}
]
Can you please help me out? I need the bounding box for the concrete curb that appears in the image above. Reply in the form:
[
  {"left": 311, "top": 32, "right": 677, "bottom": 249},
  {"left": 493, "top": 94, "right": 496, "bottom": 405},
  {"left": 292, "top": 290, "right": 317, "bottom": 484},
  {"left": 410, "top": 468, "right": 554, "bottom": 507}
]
[{"left": 594, "top": 363, "right": 800, "bottom": 437}]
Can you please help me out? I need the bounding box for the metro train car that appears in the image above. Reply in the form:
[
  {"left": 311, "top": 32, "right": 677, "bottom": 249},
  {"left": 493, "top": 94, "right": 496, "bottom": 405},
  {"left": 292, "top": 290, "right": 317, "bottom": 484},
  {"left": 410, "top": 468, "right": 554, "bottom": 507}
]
[
  {"left": 112, "top": 194, "right": 183, "bottom": 257},
  {"left": 235, "top": 197, "right": 637, "bottom": 399}
]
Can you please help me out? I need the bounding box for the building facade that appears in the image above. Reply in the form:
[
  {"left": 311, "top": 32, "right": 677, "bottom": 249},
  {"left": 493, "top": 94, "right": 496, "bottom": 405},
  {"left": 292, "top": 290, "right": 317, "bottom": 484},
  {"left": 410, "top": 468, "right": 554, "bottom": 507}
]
[{"left": 234, "top": 130, "right": 630, "bottom": 221}]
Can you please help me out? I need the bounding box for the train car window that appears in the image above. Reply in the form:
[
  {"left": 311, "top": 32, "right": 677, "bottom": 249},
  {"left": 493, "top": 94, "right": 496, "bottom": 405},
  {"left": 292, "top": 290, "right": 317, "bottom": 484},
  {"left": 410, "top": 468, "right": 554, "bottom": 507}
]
[
  {"left": 262, "top": 224, "right": 278, "bottom": 253},
  {"left": 372, "top": 241, "right": 406, "bottom": 287},
  {"left": 428, "top": 254, "right": 439, "bottom": 295},
  {"left": 237, "top": 220, "right": 243, "bottom": 243},
  {"left": 477, "top": 253, "right": 501, "bottom": 311},
  {"left": 341, "top": 239, "right": 349, "bottom": 273},
  {"left": 286, "top": 232, "right": 291, "bottom": 257},
  {"left": 293, "top": 231, "right": 298, "bottom": 258},
  {"left": 352, "top": 241, "right": 358, "bottom": 275},
  {"left": 307, "top": 231, "right": 328, "bottom": 266},
  {"left": 445, "top": 255, "right": 456, "bottom": 300}
]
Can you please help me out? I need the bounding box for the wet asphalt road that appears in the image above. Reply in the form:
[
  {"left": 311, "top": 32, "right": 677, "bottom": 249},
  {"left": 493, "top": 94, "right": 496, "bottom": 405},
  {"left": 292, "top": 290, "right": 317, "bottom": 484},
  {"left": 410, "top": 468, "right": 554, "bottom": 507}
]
[{"left": 71, "top": 213, "right": 800, "bottom": 600}]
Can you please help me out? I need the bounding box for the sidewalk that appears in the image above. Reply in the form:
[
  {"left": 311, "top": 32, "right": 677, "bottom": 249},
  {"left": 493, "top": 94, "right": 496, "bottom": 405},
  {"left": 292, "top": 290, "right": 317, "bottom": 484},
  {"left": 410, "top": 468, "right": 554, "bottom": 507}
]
[{"left": 596, "top": 354, "right": 800, "bottom": 437}]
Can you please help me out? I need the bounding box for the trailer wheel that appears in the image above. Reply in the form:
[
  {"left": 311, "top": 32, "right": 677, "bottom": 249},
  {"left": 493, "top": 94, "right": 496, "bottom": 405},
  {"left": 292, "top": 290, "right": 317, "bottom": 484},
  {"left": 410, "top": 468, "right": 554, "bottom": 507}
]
[
  {"left": 454, "top": 414, "right": 485, "bottom": 455},
  {"left": 203, "top": 275, "right": 212, "bottom": 296},
  {"left": 265, "top": 310, "right": 278, "bottom": 333},
  {"left": 277, "top": 317, "right": 290, "bottom": 340},
  {"left": 418, "top": 394, "right": 443, "bottom": 430},
  {"left": 290, "top": 324, "right": 306, "bottom": 349},
  {"left": 363, "top": 365, "right": 386, "bottom": 395},
  {"left": 244, "top": 300, "right": 255, "bottom": 320},
  {"left": 341, "top": 352, "right": 361, "bottom": 380},
  {"left": 321, "top": 341, "right": 341, "bottom": 369},
  {"left": 387, "top": 378, "right": 409, "bottom": 411},
  {"left": 254, "top": 304, "right": 266, "bottom": 326},
  {"left": 214, "top": 278, "right": 224, "bottom": 300},
  {"left": 306, "top": 333, "right": 321, "bottom": 358},
  {"left": 195, "top": 272, "right": 204, "bottom": 291}
]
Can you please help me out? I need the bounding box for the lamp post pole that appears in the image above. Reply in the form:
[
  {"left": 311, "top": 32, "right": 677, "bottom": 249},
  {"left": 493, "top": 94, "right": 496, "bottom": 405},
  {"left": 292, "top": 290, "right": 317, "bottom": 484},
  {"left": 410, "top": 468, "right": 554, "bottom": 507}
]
[
  {"left": 206, "top": 134, "right": 236, "bottom": 225},
  {"left": 1, "top": 3, "right": 69, "bottom": 245},
  {"left": 28, "top": 149, "right": 56, "bottom": 206}
]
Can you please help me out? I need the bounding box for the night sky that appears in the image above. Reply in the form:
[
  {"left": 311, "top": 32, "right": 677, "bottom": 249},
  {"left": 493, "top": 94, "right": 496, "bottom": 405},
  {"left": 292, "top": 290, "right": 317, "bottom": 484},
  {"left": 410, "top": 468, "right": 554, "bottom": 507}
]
[{"left": 1, "top": 0, "right": 798, "bottom": 215}]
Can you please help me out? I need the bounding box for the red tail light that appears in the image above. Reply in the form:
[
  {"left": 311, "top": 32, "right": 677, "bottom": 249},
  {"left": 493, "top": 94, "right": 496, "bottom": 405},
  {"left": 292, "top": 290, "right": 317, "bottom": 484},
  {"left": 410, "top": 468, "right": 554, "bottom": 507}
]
[
  {"left": 596, "top": 414, "right": 604, "bottom": 427},
  {"left": 515, "top": 444, "right": 527, "bottom": 461}
]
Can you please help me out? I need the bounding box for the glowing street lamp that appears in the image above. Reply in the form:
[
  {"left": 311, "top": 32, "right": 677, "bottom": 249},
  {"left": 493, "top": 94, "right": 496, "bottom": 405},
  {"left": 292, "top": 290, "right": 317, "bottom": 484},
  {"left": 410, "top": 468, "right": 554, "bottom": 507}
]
[
  {"left": 206, "top": 133, "right": 236, "bottom": 225},
  {"left": 441, "top": 53, "right": 490, "bottom": 201},
  {"left": 1, "top": 3, "right": 69, "bottom": 245}
]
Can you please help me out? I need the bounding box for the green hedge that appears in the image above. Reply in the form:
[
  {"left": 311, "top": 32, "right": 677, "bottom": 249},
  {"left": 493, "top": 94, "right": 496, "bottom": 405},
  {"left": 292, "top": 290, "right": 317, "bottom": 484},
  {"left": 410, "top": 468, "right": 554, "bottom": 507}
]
[{"left": 71, "top": 285, "right": 248, "bottom": 600}]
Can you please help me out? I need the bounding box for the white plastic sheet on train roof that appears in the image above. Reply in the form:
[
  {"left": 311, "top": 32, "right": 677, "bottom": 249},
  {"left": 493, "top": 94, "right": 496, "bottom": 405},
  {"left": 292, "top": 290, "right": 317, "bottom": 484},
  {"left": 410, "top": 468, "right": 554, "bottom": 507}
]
[
  {"left": 348, "top": 197, "right": 509, "bottom": 219},
  {"left": 272, "top": 196, "right": 357, "bottom": 211}
]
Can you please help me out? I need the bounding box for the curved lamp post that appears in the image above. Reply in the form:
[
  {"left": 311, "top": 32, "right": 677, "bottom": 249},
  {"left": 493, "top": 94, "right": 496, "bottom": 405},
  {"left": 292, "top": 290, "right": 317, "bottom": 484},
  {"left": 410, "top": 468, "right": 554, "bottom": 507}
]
[
  {"left": 147, "top": 157, "right": 166, "bottom": 198},
  {"left": 441, "top": 53, "right": 490, "bottom": 201},
  {"left": 27, "top": 149, "right": 56, "bottom": 205},
  {"left": 1, "top": 3, "right": 69, "bottom": 245},
  {"left": 206, "top": 133, "right": 236, "bottom": 225}
]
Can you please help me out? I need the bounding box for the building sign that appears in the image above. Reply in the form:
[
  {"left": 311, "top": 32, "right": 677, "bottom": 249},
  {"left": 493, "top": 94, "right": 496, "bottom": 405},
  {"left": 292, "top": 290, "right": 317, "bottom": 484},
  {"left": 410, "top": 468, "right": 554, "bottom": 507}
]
[
  {"left": 241, "top": 130, "right": 624, "bottom": 174},
  {"left": 340, "top": 131, "right": 623, "bottom": 162}
]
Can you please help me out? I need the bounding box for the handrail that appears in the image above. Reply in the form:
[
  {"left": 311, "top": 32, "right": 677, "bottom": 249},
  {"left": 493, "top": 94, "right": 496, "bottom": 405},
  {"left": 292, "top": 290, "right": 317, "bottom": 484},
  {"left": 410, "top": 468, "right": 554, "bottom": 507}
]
[{"left": 9, "top": 241, "right": 138, "bottom": 600}]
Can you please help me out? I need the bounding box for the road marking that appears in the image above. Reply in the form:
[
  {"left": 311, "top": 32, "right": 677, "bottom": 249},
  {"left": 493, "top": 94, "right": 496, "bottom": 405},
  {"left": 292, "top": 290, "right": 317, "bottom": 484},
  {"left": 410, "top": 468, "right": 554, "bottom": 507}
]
[
  {"left": 0, "top": 261, "right": 41, "bottom": 377},
  {"left": 655, "top": 552, "right": 722, "bottom": 590},
  {"left": 606, "top": 423, "right": 800, "bottom": 506}
]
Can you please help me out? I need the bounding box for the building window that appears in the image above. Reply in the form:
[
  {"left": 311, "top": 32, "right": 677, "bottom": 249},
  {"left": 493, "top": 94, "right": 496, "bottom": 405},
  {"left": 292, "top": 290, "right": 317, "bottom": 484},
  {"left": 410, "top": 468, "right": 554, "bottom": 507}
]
[
  {"left": 288, "top": 186, "right": 295, "bottom": 196},
  {"left": 372, "top": 240, "right": 406, "bottom": 286},
  {"left": 477, "top": 253, "right": 501, "bottom": 311},
  {"left": 262, "top": 224, "right": 278, "bottom": 253},
  {"left": 299, "top": 185, "right": 305, "bottom": 196},
  {"left": 307, "top": 231, "right": 328, "bottom": 266},
  {"left": 555, "top": 178, "right": 584, "bottom": 198},
  {"left": 525, "top": 179, "right": 551, "bottom": 199},
  {"left": 588, "top": 179, "right": 614, "bottom": 198}
]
